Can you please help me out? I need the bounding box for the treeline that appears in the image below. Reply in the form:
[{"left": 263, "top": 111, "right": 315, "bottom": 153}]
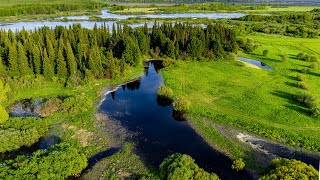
[
  {"left": 110, "top": 0, "right": 256, "bottom": 2},
  {"left": 239, "top": 13, "right": 320, "bottom": 22},
  {"left": 0, "top": 22, "right": 237, "bottom": 86},
  {"left": 0, "top": 2, "right": 106, "bottom": 17}
]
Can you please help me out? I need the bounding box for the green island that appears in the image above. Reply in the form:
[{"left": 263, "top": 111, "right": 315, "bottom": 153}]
[{"left": 0, "top": 0, "right": 319, "bottom": 179}]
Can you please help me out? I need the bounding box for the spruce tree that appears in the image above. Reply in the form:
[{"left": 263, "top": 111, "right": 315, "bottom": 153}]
[
  {"left": 56, "top": 47, "right": 68, "bottom": 79},
  {"left": 65, "top": 41, "right": 77, "bottom": 76},
  {"left": 8, "top": 44, "right": 19, "bottom": 77},
  {"left": 42, "top": 48, "right": 54, "bottom": 80},
  {"left": 17, "top": 42, "right": 33, "bottom": 76},
  {"left": 32, "top": 45, "right": 41, "bottom": 75}
]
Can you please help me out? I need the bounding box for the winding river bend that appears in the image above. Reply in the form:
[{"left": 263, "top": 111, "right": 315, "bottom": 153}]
[{"left": 99, "top": 61, "right": 253, "bottom": 180}]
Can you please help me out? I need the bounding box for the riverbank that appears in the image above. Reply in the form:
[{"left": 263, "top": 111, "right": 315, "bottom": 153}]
[{"left": 160, "top": 34, "right": 320, "bottom": 171}]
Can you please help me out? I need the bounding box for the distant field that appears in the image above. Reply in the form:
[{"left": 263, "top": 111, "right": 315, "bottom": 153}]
[
  {"left": 0, "top": 0, "right": 102, "bottom": 5},
  {"left": 161, "top": 34, "right": 320, "bottom": 163}
]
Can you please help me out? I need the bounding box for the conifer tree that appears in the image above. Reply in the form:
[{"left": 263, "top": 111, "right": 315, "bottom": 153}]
[
  {"left": 17, "top": 42, "right": 33, "bottom": 76},
  {"left": 56, "top": 46, "right": 68, "bottom": 79},
  {"left": 32, "top": 45, "right": 41, "bottom": 75},
  {"left": 42, "top": 48, "right": 54, "bottom": 80},
  {"left": 65, "top": 41, "right": 77, "bottom": 76},
  {"left": 8, "top": 44, "right": 19, "bottom": 77}
]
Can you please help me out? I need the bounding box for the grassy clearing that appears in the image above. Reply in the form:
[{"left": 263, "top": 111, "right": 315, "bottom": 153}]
[{"left": 161, "top": 34, "right": 320, "bottom": 165}]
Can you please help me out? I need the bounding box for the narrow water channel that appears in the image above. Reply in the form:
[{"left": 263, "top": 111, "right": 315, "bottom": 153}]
[{"left": 99, "top": 61, "right": 253, "bottom": 180}]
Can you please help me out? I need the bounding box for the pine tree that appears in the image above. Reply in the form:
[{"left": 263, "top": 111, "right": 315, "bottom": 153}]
[
  {"left": 8, "top": 44, "right": 19, "bottom": 77},
  {"left": 88, "top": 43, "right": 102, "bottom": 78},
  {"left": 32, "top": 45, "right": 41, "bottom": 75},
  {"left": 0, "top": 56, "right": 7, "bottom": 77},
  {"left": 42, "top": 48, "right": 54, "bottom": 80},
  {"left": 56, "top": 47, "right": 68, "bottom": 79},
  {"left": 17, "top": 42, "right": 33, "bottom": 76},
  {"left": 65, "top": 41, "right": 77, "bottom": 76}
]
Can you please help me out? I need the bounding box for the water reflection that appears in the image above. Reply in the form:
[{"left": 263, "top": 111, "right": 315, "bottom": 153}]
[{"left": 99, "top": 61, "right": 253, "bottom": 180}]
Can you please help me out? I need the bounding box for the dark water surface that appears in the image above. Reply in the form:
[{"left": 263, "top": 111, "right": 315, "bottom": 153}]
[{"left": 99, "top": 61, "right": 253, "bottom": 180}]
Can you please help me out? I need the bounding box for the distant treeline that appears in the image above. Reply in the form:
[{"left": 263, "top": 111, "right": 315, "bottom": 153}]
[
  {"left": 0, "top": 2, "right": 107, "bottom": 17},
  {"left": 110, "top": 0, "right": 256, "bottom": 2},
  {"left": 235, "top": 12, "right": 320, "bottom": 38},
  {"left": 0, "top": 22, "right": 237, "bottom": 86},
  {"left": 239, "top": 12, "right": 320, "bottom": 22}
]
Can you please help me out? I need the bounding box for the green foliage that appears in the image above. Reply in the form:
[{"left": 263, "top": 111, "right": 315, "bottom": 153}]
[
  {"left": 295, "top": 92, "right": 318, "bottom": 108},
  {"left": 297, "top": 53, "right": 319, "bottom": 62},
  {"left": 311, "top": 106, "right": 320, "bottom": 118},
  {"left": 279, "top": 54, "right": 288, "bottom": 62},
  {"left": 259, "top": 158, "right": 318, "bottom": 180},
  {"left": 61, "top": 95, "right": 92, "bottom": 114},
  {"left": 263, "top": 50, "right": 269, "bottom": 57},
  {"left": 297, "top": 82, "right": 309, "bottom": 90},
  {"left": 0, "top": 142, "right": 87, "bottom": 180},
  {"left": 160, "top": 153, "right": 219, "bottom": 180},
  {"left": 0, "top": 117, "right": 49, "bottom": 153},
  {"left": 36, "top": 98, "right": 62, "bottom": 117},
  {"left": 157, "top": 85, "right": 173, "bottom": 99},
  {"left": 231, "top": 158, "right": 245, "bottom": 171},
  {"left": 173, "top": 96, "right": 191, "bottom": 112},
  {"left": 0, "top": 79, "right": 11, "bottom": 124},
  {"left": 296, "top": 74, "right": 307, "bottom": 81}
]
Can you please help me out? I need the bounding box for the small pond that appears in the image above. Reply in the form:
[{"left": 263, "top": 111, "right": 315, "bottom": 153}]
[{"left": 237, "top": 57, "right": 274, "bottom": 70}]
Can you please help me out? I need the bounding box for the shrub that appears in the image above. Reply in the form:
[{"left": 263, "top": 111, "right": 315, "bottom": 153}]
[
  {"left": 36, "top": 98, "right": 62, "bottom": 117},
  {"left": 157, "top": 85, "right": 173, "bottom": 99},
  {"left": 259, "top": 158, "right": 318, "bottom": 180},
  {"left": 296, "top": 74, "right": 307, "bottom": 81},
  {"left": 162, "top": 58, "right": 174, "bottom": 67},
  {"left": 311, "top": 106, "right": 320, "bottom": 118},
  {"left": 263, "top": 50, "right": 269, "bottom": 57},
  {"left": 300, "top": 68, "right": 309, "bottom": 74},
  {"left": 0, "top": 105, "right": 8, "bottom": 124},
  {"left": 310, "top": 63, "right": 317, "bottom": 69},
  {"left": 160, "top": 153, "right": 219, "bottom": 180},
  {"left": 0, "top": 142, "right": 87, "bottom": 179},
  {"left": 61, "top": 96, "right": 92, "bottom": 114},
  {"left": 297, "top": 82, "right": 309, "bottom": 90},
  {"left": 296, "top": 92, "right": 318, "bottom": 108},
  {"left": 309, "top": 56, "right": 318, "bottom": 62},
  {"left": 231, "top": 158, "right": 245, "bottom": 171},
  {"left": 279, "top": 54, "right": 288, "bottom": 62},
  {"left": 173, "top": 97, "right": 191, "bottom": 112}
]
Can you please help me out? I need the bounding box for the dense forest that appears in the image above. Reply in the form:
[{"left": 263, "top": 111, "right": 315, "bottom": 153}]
[
  {"left": 0, "top": 22, "right": 237, "bottom": 88},
  {"left": 0, "top": 2, "right": 107, "bottom": 17}
]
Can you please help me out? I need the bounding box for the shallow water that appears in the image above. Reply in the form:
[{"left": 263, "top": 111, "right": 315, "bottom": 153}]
[
  {"left": 0, "top": 9, "right": 244, "bottom": 31},
  {"left": 238, "top": 57, "right": 274, "bottom": 70},
  {"left": 99, "top": 61, "right": 253, "bottom": 180}
]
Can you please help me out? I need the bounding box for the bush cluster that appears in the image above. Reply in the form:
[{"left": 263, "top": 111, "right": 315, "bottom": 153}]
[
  {"left": 173, "top": 96, "right": 191, "bottom": 112},
  {"left": 157, "top": 85, "right": 173, "bottom": 99},
  {"left": 297, "top": 53, "right": 318, "bottom": 62},
  {"left": 160, "top": 153, "right": 219, "bottom": 180}
]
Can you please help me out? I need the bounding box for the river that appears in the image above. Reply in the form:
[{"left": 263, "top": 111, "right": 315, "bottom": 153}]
[{"left": 99, "top": 61, "right": 253, "bottom": 180}]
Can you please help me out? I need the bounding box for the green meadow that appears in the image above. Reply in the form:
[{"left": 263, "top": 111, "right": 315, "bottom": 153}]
[{"left": 161, "top": 34, "right": 320, "bottom": 162}]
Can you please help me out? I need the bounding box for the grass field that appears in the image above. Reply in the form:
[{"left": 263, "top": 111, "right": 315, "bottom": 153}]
[{"left": 161, "top": 34, "right": 320, "bottom": 164}]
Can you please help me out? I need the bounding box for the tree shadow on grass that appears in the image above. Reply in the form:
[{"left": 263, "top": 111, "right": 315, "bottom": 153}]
[
  {"left": 308, "top": 71, "right": 320, "bottom": 77},
  {"left": 259, "top": 56, "right": 281, "bottom": 63},
  {"left": 286, "top": 75, "right": 298, "bottom": 81},
  {"left": 284, "top": 82, "right": 297, "bottom": 88},
  {"left": 289, "top": 68, "right": 301, "bottom": 73},
  {"left": 288, "top": 54, "right": 298, "bottom": 60},
  {"left": 285, "top": 105, "right": 311, "bottom": 116},
  {"left": 86, "top": 146, "right": 121, "bottom": 170},
  {"left": 271, "top": 90, "right": 309, "bottom": 115}
]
